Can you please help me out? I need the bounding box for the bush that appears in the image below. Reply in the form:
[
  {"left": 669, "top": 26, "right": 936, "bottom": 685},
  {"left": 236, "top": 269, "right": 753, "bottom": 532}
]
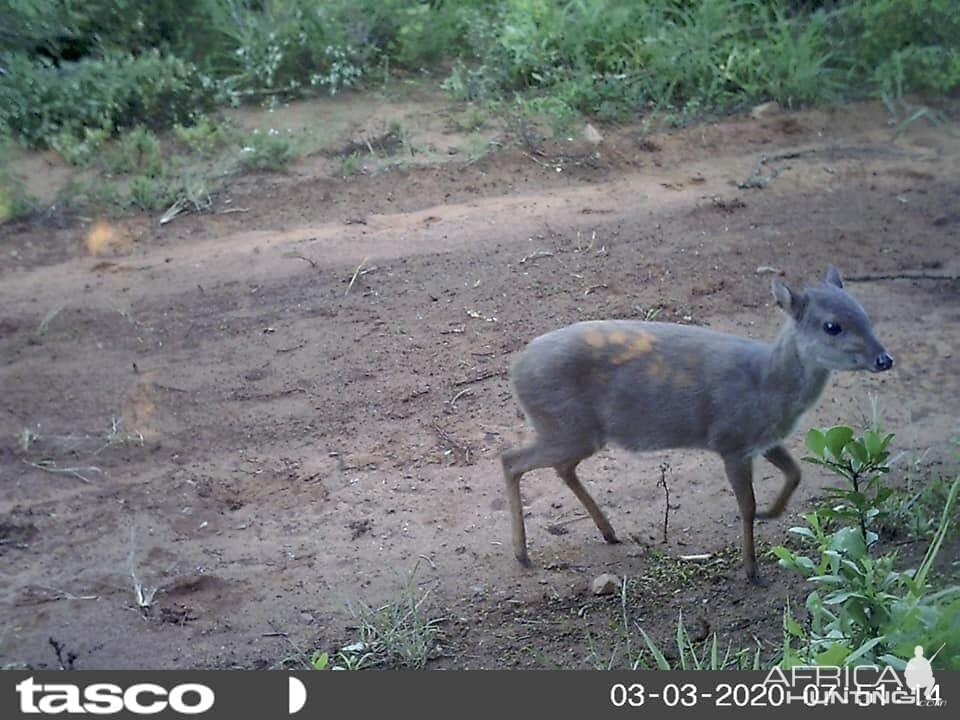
[
  {"left": 774, "top": 424, "right": 960, "bottom": 667},
  {"left": 842, "top": 0, "right": 960, "bottom": 98},
  {"left": 108, "top": 126, "right": 163, "bottom": 176},
  {"left": 204, "top": 0, "right": 375, "bottom": 103},
  {"left": 238, "top": 128, "right": 297, "bottom": 172},
  {"left": 129, "top": 175, "right": 177, "bottom": 211},
  {"left": 441, "top": 0, "right": 960, "bottom": 121},
  {"left": 49, "top": 126, "right": 109, "bottom": 166},
  {"left": 0, "top": 130, "right": 34, "bottom": 220},
  {"left": 2, "top": 1, "right": 958, "bottom": 151},
  {"left": 172, "top": 115, "right": 234, "bottom": 157},
  {"left": 0, "top": 50, "right": 216, "bottom": 148}
]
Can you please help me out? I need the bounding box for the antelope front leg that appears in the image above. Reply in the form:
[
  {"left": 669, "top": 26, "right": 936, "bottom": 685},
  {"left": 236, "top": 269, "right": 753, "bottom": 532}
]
[
  {"left": 756, "top": 444, "right": 801, "bottom": 520},
  {"left": 723, "top": 455, "right": 764, "bottom": 586}
]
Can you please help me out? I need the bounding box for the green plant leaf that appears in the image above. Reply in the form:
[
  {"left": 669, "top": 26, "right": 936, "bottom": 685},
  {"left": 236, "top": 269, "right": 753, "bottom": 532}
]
[
  {"left": 879, "top": 653, "right": 907, "bottom": 671},
  {"left": 784, "top": 610, "right": 804, "bottom": 638},
  {"left": 805, "top": 428, "right": 827, "bottom": 457},
  {"left": 844, "top": 636, "right": 886, "bottom": 665},
  {"left": 846, "top": 439, "right": 867, "bottom": 465},
  {"left": 815, "top": 643, "right": 851, "bottom": 666},
  {"left": 771, "top": 545, "right": 795, "bottom": 560},
  {"left": 809, "top": 574, "right": 844, "bottom": 586},
  {"left": 863, "top": 430, "right": 895, "bottom": 459},
  {"left": 636, "top": 624, "right": 672, "bottom": 670},
  {"left": 823, "top": 590, "right": 866, "bottom": 605},
  {"left": 825, "top": 426, "right": 854, "bottom": 461},
  {"left": 828, "top": 526, "right": 867, "bottom": 559},
  {"left": 845, "top": 602, "right": 871, "bottom": 629},
  {"left": 310, "top": 651, "right": 329, "bottom": 670}
]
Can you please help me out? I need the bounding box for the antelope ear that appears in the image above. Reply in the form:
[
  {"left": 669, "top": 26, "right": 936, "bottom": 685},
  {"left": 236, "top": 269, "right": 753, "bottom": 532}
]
[
  {"left": 772, "top": 278, "right": 807, "bottom": 321},
  {"left": 825, "top": 264, "right": 843, "bottom": 288}
]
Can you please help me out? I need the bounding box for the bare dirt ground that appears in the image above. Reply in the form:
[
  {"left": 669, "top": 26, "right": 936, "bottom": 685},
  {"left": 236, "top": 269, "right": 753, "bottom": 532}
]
[{"left": 1, "top": 93, "right": 958, "bottom": 669}]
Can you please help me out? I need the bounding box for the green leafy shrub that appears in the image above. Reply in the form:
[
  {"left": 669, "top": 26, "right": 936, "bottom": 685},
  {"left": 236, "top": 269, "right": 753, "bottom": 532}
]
[
  {"left": 0, "top": 50, "right": 215, "bottom": 149},
  {"left": 205, "top": 0, "right": 373, "bottom": 103},
  {"left": 443, "top": 0, "right": 849, "bottom": 123},
  {"left": 843, "top": 0, "right": 960, "bottom": 97},
  {"left": 0, "top": 0, "right": 220, "bottom": 58},
  {"left": 803, "top": 425, "right": 895, "bottom": 544},
  {"left": 3, "top": 1, "right": 958, "bottom": 150},
  {"left": 129, "top": 174, "right": 177, "bottom": 211},
  {"left": 108, "top": 127, "right": 163, "bottom": 177},
  {"left": 49, "top": 126, "right": 110, "bottom": 166},
  {"left": 238, "top": 128, "right": 296, "bottom": 171},
  {"left": 172, "top": 115, "right": 234, "bottom": 157},
  {"left": 0, "top": 131, "right": 35, "bottom": 221},
  {"left": 774, "top": 423, "right": 960, "bottom": 667},
  {"left": 880, "top": 474, "right": 956, "bottom": 542}
]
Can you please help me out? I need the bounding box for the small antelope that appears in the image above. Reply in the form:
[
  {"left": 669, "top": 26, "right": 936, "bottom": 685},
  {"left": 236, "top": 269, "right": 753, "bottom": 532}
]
[{"left": 502, "top": 266, "right": 893, "bottom": 584}]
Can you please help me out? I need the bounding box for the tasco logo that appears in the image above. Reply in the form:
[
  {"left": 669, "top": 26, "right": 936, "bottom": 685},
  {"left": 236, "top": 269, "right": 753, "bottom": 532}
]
[{"left": 15, "top": 677, "right": 215, "bottom": 715}]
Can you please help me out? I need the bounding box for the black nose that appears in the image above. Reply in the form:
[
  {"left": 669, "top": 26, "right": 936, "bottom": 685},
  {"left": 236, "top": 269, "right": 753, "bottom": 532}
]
[{"left": 875, "top": 352, "right": 894, "bottom": 371}]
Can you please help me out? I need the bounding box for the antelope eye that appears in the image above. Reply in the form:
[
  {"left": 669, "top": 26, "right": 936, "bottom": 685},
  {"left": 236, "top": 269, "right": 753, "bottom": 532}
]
[{"left": 823, "top": 321, "right": 842, "bottom": 335}]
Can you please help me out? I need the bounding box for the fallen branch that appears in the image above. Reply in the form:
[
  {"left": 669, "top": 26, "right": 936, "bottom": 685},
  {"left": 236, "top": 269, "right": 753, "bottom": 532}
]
[
  {"left": 159, "top": 197, "right": 188, "bottom": 225},
  {"left": 276, "top": 341, "right": 307, "bottom": 354},
  {"left": 453, "top": 370, "right": 504, "bottom": 387},
  {"left": 448, "top": 388, "right": 474, "bottom": 406},
  {"left": 844, "top": 271, "right": 959, "bottom": 282},
  {"left": 521, "top": 151, "right": 560, "bottom": 170},
  {"left": 519, "top": 249, "right": 555, "bottom": 264},
  {"left": 156, "top": 383, "right": 189, "bottom": 393},
  {"left": 738, "top": 148, "right": 817, "bottom": 189},
  {"left": 25, "top": 460, "right": 102, "bottom": 483},
  {"left": 285, "top": 252, "right": 318, "bottom": 268},
  {"left": 345, "top": 257, "right": 368, "bottom": 295},
  {"left": 231, "top": 387, "right": 308, "bottom": 401},
  {"left": 548, "top": 514, "right": 590, "bottom": 527},
  {"left": 39, "top": 587, "right": 99, "bottom": 601},
  {"left": 345, "top": 259, "right": 379, "bottom": 295},
  {"left": 432, "top": 423, "right": 472, "bottom": 465},
  {"left": 418, "top": 553, "right": 437, "bottom": 570}
]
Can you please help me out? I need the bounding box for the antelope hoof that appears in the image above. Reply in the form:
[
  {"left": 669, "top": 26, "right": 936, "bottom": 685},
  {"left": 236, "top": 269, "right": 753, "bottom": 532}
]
[
  {"left": 515, "top": 551, "right": 533, "bottom": 568},
  {"left": 756, "top": 507, "right": 781, "bottom": 521},
  {"left": 603, "top": 532, "right": 621, "bottom": 545},
  {"left": 747, "top": 570, "right": 768, "bottom": 588}
]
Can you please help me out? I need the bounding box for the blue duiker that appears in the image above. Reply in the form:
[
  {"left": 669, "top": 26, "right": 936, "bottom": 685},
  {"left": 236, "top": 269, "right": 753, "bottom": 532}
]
[{"left": 501, "top": 266, "right": 893, "bottom": 584}]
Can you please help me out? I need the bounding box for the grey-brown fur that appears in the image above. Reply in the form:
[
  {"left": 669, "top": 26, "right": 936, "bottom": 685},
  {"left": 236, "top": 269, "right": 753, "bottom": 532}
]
[{"left": 501, "top": 266, "right": 893, "bottom": 584}]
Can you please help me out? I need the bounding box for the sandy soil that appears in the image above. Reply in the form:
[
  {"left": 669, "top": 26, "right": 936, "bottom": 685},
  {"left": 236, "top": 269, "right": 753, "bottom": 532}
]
[{"left": 1, "top": 94, "right": 958, "bottom": 669}]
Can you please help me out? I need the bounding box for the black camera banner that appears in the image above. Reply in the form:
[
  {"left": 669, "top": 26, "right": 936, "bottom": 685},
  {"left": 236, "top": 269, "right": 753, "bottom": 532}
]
[{"left": 2, "top": 669, "right": 952, "bottom": 718}]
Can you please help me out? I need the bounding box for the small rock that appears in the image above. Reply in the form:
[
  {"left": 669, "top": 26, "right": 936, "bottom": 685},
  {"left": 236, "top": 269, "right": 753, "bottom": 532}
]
[
  {"left": 583, "top": 123, "right": 603, "bottom": 145},
  {"left": 591, "top": 573, "right": 621, "bottom": 596},
  {"left": 751, "top": 101, "right": 781, "bottom": 119}
]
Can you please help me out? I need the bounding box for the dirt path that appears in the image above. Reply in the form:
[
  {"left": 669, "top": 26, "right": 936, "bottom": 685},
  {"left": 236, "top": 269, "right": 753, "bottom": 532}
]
[{"left": 1, "top": 99, "right": 958, "bottom": 669}]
